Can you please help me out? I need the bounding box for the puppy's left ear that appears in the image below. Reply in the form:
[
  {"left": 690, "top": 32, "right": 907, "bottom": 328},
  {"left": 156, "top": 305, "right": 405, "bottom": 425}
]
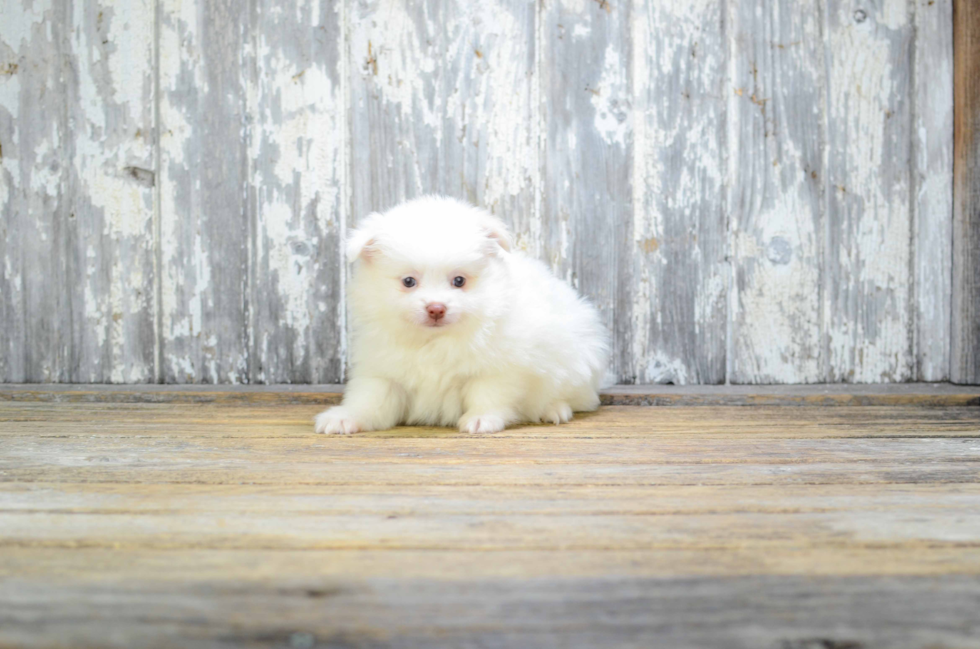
[
  {"left": 346, "top": 213, "right": 382, "bottom": 263},
  {"left": 480, "top": 214, "right": 512, "bottom": 255}
]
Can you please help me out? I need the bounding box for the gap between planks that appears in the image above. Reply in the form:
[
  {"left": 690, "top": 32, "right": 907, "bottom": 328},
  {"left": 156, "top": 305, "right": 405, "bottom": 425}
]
[{"left": 0, "top": 383, "right": 978, "bottom": 406}]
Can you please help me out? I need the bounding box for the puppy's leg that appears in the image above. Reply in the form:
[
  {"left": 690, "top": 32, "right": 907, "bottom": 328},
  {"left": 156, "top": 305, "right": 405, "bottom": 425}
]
[
  {"left": 567, "top": 383, "right": 601, "bottom": 412},
  {"left": 314, "top": 377, "right": 405, "bottom": 434},
  {"left": 541, "top": 401, "right": 573, "bottom": 425},
  {"left": 459, "top": 375, "right": 523, "bottom": 434}
]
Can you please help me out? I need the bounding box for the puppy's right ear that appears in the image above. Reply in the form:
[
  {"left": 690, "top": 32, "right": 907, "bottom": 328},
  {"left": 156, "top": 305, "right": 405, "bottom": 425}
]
[
  {"left": 346, "top": 213, "right": 382, "bottom": 263},
  {"left": 480, "top": 214, "right": 512, "bottom": 255}
]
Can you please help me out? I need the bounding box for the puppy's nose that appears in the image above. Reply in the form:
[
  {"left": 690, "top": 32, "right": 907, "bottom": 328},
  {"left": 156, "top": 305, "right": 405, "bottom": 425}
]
[{"left": 426, "top": 302, "right": 447, "bottom": 321}]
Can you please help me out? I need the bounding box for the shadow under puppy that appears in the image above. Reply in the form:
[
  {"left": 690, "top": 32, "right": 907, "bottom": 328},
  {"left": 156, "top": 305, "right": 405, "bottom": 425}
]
[{"left": 315, "top": 196, "right": 609, "bottom": 435}]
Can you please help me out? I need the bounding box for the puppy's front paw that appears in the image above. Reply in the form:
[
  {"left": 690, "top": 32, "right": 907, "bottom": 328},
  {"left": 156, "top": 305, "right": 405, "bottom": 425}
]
[
  {"left": 314, "top": 407, "right": 363, "bottom": 435},
  {"left": 459, "top": 413, "right": 506, "bottom": 434},
  {"left": 542, "top": 401, "right": 573, "bottom": 425}
]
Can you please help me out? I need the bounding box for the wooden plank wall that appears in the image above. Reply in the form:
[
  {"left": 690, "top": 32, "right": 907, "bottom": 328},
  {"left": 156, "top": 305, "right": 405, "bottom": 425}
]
[
  {"left": 953, "top": 0, "right": 980, "bottom": 384},
  {"left": 0, "top": 0, "right": 958, "bottom": 385}
]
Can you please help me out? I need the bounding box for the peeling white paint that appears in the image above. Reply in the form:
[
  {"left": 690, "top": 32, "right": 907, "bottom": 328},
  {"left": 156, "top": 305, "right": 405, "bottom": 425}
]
[
  {"left": 591, "top": 44, "right": 630, "bottom": 148},
  {"left": 913, "top": 0, "right": 953, "bottom": 381},
  {"left": 0, "top": 156, "right": 11, "bottom": 213},
  {"left": 631, "top": 0, "right": 727, "bottom": 383},
  {"left": 877, "top": 0, "right": 909, "bottom": 30},
  {"left": 459, "top": 2, "right": 535, "bottom": 212},
  {"left": 0, "top": 0, "right": 955, "bottom": 385},
  {"left": 29, "top": 137, "right": 61, "bottom": 196},
  {"left": 640, "top": 350, "right": 691, "bottom": 385},
  {"left": 0, "top": 67, "right": 21, "bottom": 126},
  {"left": 825, "top": 0, "right": 913, "bottom": 382},
  {"left": 356, "top": 2, "right": 441, "bottom": 136},
  {"left": 246, "top": 0, "right": 347, "bottom": 383},
  {"left": 0, "top": 0, "right": 50, "bottom": 52},
  {"left": 64, "top": 0, "right": 157, "bottom": 381}
]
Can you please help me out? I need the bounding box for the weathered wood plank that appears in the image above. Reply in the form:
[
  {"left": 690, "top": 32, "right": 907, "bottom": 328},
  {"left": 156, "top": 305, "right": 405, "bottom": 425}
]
[
  {"left": 631, "top": 0, "right": 727, "bottom": 384},
  {"left": 824, "top": 0, "right": 915, "bottom": 383},
  {"left": 540, "top": 0, "right": 632, "bottom": 382},
  {"left": 2, "top": 395, "right": 980, "bottom": 645},
  {"left": 4, "top": 498, "right": 980, "bottom": 550},
  {"left": 9, "top": 418, "right": 980, "bottom": 440},
  {"left": 2, "top": 401, "right": 977, "bottom": 487},
  {"left": 729, "top": 0, "right": 824, "bottom": 383},
  {"left": 0, "top": 1, "right": 72, "bottom": 382},
  {"left": 66, "top": 0, "right": 157, "bottom": 383},
  {"left": 3, "top": 447, "right": 978, "bottom": 488},
  {"left": 5, "top": 462, "right": 973, "bottom": 488},
  {"left": 0, "top": 0, "right": 963, "bottom": 387},
  {"left": 348, "top": 0, "right": 536, "bottom": 225},
  {"left": 1, "top": 398, "right": 977, "bottom": 425},
  {"left": 6, "top": 482, "right": 978, "bottom": 515},
  {"left": 158, "top": 0, "right": 250, "bottom": 383},
  {"left": 246, "top": 0, "right": 345, "bottom": 383},
  {"left": 2, "top": 383, "right": 979, "bottom": 406},
  {"left": 6, "top": 432, "right": 980, "bottom": 464},
  {"left": 953, "top": 0, "right": 980, "bottom": 384},
  {"left": 913, "top": 0, "right": 953, "bottom": 381},
  {"left": 4, "top": 545, "right": 980, "bottom": 580},
  {"left": 3, "top": 402, "right": 980, "bottom": 440},
  {"left": 601, "top": 384, "right": 980, "bottom": 407},
  {"left": 1, "top": 573, "right": 980, "bottom": 648}
]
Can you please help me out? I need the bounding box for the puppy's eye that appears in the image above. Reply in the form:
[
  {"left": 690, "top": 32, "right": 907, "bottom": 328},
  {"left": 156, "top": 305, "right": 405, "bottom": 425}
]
[
  {"left": 452, "top": 276, "right": 466, "bottom": 288},
  {"left": 402, "top": 277, "right": 417, "bottom": 288}
]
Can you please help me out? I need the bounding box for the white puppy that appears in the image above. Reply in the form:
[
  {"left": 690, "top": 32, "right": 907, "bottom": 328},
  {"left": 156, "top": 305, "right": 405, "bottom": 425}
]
[{"left": 314, "top": 196, "right": 609, "bottom": 434}]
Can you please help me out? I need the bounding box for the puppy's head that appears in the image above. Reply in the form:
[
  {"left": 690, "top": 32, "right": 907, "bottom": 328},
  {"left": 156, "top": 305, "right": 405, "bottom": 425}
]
[{"left": 347, "top": 196, "right": 512, "bottom": 331}]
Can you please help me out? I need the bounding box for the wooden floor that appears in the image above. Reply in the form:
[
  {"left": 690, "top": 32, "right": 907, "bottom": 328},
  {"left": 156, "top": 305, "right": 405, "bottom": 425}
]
[{"left": 2, "top": 388, "right": 980, "bottom": 648}]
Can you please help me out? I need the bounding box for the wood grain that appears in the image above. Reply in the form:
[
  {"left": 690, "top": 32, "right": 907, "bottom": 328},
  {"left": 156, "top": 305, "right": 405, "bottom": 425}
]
[
  {"left": 914, "top": 0, "right": 953, "bottom": 381},
  {"left": 158, "top": 0, "right": 251, "bottom": 383},
  {"left": 0, "top": 1, "right": 964, "bottom": 385},
  {"left": 4, "top": 478, "right": 980, "bottom": 549},
  {"left": 0, "top": 1, "right": 72, "bottom": 381},
  {"left": 2, "top": 382, "right": 980, "bottom": 406},
  {"left": 66, "top": 0, "right": 158, "bottom": 383},
  {"left": 729, "top": 0, "right": 824, "bottom": 383},
  {"left": 2, "top": 573, "right": 979, "bottom": 649},
  {"left": 540, "top": 0, "right": 633, "bottom": 381},
  {"left": 953, "top": 0, "right": 980, "bottom": 384},
  {"left": 824, "top": 0, "right": 915, "bottom": 383},
  {"left": 1, "top": 0, "right": 160, "bottom": 384},
  {"left": 246, "top": 0, "right": 346, "bottom": 383},
  {"left": 2, "top": 400, "right": 977, "bottom": 438},
  {"left": 1, "top": 398, "right": 980, "bottom": 646},
  {"left": 3, "top": 545, "right": 980, "bottom": 580},
  {"left": 348, "top": 0, "right": 537, "bottom": 227},
  {"left": 631, "top": 0, "right": 727, "bottom": 384}
]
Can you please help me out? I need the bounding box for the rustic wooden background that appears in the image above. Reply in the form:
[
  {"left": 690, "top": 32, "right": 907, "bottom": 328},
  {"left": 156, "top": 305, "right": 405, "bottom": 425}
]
[{"left": 0, "top": 0, "right": 960, "bottom": 385}]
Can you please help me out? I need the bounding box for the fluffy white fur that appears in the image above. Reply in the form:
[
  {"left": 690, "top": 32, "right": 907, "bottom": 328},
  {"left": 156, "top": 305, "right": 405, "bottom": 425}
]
[{"left": 314, "top": 196, "right": 609, "bottom": 435}]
